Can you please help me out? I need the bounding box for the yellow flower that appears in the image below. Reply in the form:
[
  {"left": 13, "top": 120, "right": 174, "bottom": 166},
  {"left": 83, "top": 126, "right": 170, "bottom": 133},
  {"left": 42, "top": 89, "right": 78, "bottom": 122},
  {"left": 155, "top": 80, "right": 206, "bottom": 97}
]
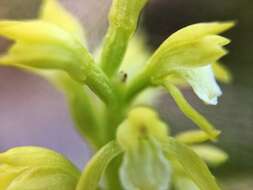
[
  {"left": 147, "top": 22, "right": 234, "bottom": 105},
  {"left": 0, "top": 0, "right": 113, "bottom": 104},
  {"left": 0, "top": 0, "right": 88, "bottom": 82}
]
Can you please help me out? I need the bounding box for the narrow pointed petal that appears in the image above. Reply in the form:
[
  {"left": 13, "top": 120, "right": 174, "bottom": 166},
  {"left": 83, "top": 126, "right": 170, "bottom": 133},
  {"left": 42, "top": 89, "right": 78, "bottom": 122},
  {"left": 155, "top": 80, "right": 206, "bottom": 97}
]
[
  {"left": 40, "top": 0, "right": 86, "bottom": 43},
  {"left": 174, "top": 177, "right": 199, "bottom": 190},
  {"left": 0, "top": 21, "right": 76, "bottom": 48},
  {"left": 162, "top": 138, "right": 220, "bottom": 190},
  {"left": 126, "top": 22, "right": 234, "bottom": 103},
  {"left": 169, "top": 22, "right": 234, "bottom": 42},
  {"left": 191, "top": 145, "right": 228, "bottom": 167},
  {"left": 213, "top": 62, "right": 232, "bottom": 83},
  {"left": 147, "top": 22, "right": 234, "bottom": 77},
  {"left": 175, "top": 130, "right": 210, "bottom": 144},
  {"left": 0, "top": 42, "right": 76, "bottom": 70}
]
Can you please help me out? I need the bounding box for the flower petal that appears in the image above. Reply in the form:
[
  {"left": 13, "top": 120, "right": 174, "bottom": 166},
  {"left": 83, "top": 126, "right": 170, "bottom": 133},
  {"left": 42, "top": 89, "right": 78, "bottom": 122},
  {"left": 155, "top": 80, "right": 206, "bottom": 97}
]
[
  {"left": 0, "top": 146, "right": 79, "bottom": 177},
  {"left": 120, "top": 139, "right": 171, "bottom": 190},
  {"left": 212, "top": 62, "right": 232, "bottom": 83},
  {"left": 174, "top": 177, "right": 199, "bottom": 190},
  {"left": 0, "top": 42, "right": 76, "bottom": 70},
  {"left": 0, "top": 165, "right": 28, "bottom": 190},
  {"left": 178, "top": 65, "right": 222, "bottom": 105},
  {"left": 147, "top": 22, "right": 234, "bottom": 78},
  {"left": 0, "top": 21, "right": 76, "bottom": 48},
  {"left": 0, "top": 146, "right": 80, "bottom": 190},
  {"left": 6, "top": 167, "right": 79, "bottom": 190},
  {"left": 40, "top": 0, "right": 86, "bottom": 43},
  {"left": 175, "top": 130, "right": 210, "bottom": 145},
  {"left": 162, "top": 138, "right": 221, "bottom": 190},
  {"left": 191, "top": 145, "right": 228, "bottom": 167}
]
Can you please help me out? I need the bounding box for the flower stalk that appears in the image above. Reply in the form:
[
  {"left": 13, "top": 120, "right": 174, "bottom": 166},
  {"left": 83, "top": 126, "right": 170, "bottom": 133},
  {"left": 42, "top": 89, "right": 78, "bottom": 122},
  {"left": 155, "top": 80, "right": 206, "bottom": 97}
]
[{"left": 0, "top": 0, "right": 235, "bottom": 189}]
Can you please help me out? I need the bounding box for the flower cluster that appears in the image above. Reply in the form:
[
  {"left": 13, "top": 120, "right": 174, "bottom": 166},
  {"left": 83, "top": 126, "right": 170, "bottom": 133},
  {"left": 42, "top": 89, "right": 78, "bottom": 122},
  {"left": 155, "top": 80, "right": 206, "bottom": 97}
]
[{"left": 0, "top": 0, "right": 234, "bottom": 190}]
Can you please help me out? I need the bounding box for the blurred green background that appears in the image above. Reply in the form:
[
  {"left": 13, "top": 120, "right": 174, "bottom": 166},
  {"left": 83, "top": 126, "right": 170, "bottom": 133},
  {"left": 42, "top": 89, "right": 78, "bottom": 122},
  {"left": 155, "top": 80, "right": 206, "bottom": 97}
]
[{"left": 0, "top": 0, "right": 252, "bottom": 189}]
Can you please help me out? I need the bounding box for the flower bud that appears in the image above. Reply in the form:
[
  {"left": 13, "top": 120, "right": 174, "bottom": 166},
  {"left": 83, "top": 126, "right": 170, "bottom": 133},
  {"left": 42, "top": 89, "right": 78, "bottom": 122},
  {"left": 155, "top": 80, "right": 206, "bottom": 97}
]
[
  {"left": 0, "top": 146, "right": 80, "bottom": 190},
  {"left": 100, "top": 0, "right": 149, "bottom": 76}
]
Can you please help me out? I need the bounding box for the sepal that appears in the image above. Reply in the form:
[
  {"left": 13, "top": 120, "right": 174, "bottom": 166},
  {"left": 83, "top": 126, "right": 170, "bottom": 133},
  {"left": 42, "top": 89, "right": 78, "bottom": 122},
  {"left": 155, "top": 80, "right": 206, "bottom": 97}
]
[
  {"left": 40, "top": 0, "right": 86, "bottom": 43},
  {"left": 162, "top": 138, "right": 221, "bottom": 190}
]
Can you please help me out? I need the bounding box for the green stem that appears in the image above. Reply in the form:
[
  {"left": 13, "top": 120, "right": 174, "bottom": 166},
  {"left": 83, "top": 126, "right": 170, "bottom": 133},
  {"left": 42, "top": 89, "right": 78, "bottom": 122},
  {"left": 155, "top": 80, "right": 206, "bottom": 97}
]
[
  {"left": 84, "top": 60, "right": 115, "bottom": 106},
  {"left": 163, "top": 83, "right": 220, "bottom": 140},
  {"left": 100, "top": 27, "right": 130, "bottom": 77},
  {"left": 125, "top": 68, "right": 151, "bottom": 103},
  {"left": 71, "top": 45, "right": 116, "bottom": 106}
]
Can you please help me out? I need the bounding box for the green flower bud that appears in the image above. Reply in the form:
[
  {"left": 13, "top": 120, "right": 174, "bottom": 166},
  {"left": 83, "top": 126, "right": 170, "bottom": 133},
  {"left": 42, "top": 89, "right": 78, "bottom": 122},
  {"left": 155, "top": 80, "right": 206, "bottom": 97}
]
[
  {"left": 117, "top": 107, "right": 171, "bottom": 190},
  {"left": 0, "top": 146, "right": 80, "bottom": 190},
  {"left": 100, "top": 0, "right": 149, "bottom": 76}
]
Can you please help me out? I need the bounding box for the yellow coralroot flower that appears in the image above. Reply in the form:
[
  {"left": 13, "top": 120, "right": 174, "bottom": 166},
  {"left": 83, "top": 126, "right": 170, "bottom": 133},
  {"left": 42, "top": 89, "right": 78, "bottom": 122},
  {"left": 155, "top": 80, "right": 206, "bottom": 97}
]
[{"left": 147, "top": 22, "right": 234, "bottom": 105}]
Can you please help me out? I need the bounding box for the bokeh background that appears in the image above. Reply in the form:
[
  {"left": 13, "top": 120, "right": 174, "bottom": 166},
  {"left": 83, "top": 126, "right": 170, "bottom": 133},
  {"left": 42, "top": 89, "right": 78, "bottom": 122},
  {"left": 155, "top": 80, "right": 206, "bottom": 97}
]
[{"left": 0, "top": 0, "right": 252, "bottom": 189}]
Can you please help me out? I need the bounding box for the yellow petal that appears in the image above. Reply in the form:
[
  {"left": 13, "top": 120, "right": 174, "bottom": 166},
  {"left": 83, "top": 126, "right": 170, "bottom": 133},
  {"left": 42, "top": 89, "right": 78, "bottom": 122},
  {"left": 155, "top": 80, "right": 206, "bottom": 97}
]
[
  {"left": 147, "top": 22, "right": 234, "bottom": 75},
  {"left": 0, "top": 165, "right": 27, "bottom": 190},
  {"left": 6, "top": 167, "right": 78, "bottom": 190},
  {"left": 0, "top": 42, "right": 76, "bottom": 70},
  {"left": 175, "top": 130, "right": 210, "bottom": 144},
  {"left": 174, "top": 177, "right": 199, "bottom": 190},
  {"left": 169, "top": 22, "right": 234, "bottom": 43},
  {"left": 0, "top": 20, "right": 77, "bottom": 49},
  {"left": 0, "top": 146, "right": 80, "bottom": 190},
  {"left": 213, "top": 62, "right": 232, "bottom": 83},
  {"left": 191, "top": 145, "right": 228, "bottom": 167},
  {"left": 163, "top": 138, "right": 221, "bottom": 190},
  {"left": 40, "top": 0, "right": 86, "bottom": 43},
  {"left": 0, "top": 146, "right": 79, "bottom": 178}
]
